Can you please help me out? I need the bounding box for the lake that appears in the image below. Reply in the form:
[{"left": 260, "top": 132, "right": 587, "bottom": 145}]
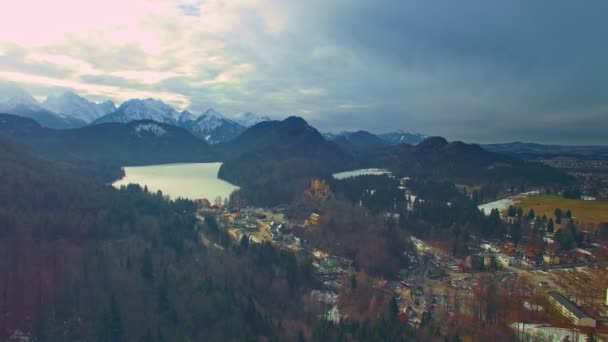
[
  {"left": 332, "top": 168, "right": 392, "bottom": 180},
  {"left": 112, "top": 163, "right": 239, "bottom": 201}
]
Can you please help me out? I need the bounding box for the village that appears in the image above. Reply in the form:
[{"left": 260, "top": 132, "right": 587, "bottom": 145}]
[{"left": 192, "top": 175, "right": 608, "bottom": 341}]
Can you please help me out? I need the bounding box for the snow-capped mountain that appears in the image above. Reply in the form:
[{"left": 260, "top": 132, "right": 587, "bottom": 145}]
[
  {"left": 185, "top": 109, "right": 246, "bottom": 144},
  {"left": 232, "top": 112, "right": 271, "bottom": 127},
  {"left": 93, "top": 100, "right": 247, "bottom": 143},
  {"left": 0, "top": 85, "right": 86, "bottom": 129},
  {"left": 93, "top": 99, "right": 191, "bottom": 125},
  {"left": 43, "top": 91, "right": 116, "bottom": 122},
  {"left": 378, "top": 130, "right": 428, "bottom": 145}
]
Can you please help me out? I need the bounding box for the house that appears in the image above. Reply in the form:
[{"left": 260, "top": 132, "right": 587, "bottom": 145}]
[
  {"left": 483, "top": 254, "right": 493, "bottom": 268},
  {"left": 496, "top": 254, "right": 511, "bottom": 268},
  {"left": 311, "top": 179, "right": 331, "bottom": 200},
  {"left": 543, "top": 252, "right": 560, "bottom": 266},
  {"left": 194, "top": 198, "right": 211, "bottom": 208},
  {"left": 547, "top": 291, "right": 596, "bottom": 327},
  {"left": 309, "top": 213, "right": 321, "bottom": 225}
]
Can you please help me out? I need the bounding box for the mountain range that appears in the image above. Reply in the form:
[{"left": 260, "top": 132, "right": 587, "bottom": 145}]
[
  {"left": 323, "top": 130, "right": 428, "bottom": 150},
  {"left": 1, "top": 85, "right": 436, "bottom": 146},
  {"left": 483, "top": 142, "right": 608, "bottom": 160},
  {"left": 0, "top": 84, "right": 87, "bottom": 129},
  {"left": 43, "top": 90, "right": 116, "bottom": 122},
  {"left": 0, "top": 84, "right": 278, "bottom": 143}
]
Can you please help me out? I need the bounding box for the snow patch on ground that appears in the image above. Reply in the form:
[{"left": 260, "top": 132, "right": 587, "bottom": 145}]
[
  {"left": 332, "top": 168, "right": 392, "bottom": 180},
  {"left": 133, "top": 123, "right": 167, "bottom": 136},
  {"left": 478, "top": 198, "right": 514, "bottom": 215}
]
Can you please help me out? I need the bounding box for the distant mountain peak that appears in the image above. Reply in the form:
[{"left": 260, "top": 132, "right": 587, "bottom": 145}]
[
  {"left": 324, "top": 130, "right": 387, "bottom": 150},
  {"left": 283, "top": 116, "right": 308, "bottom": 127},
  {"left": 233, "top": 112, "right": 271, "bottom": 127},
  {"left": 43, "top": 90, "right": 115, "bottom": 122},
  {"left": 183, "top": 109, "right": 245, "bottom": 144},
  {"left": 0, "top": 84, "right": 36, "bottom": 103},
  {"left": 200, "top": 108, "right": 227, "bottom": 120},
  {"left": 95, "top": 98, "right": 181, "bottom": 125},
  {"left": 0, "top": 89, "right": 86, "bottom": 129},
  {"left": 378, "top": 130, "right": 428, "bottom": 145},
  {"left": 417, "top": 136, "right": 449, "bottom": 149}
]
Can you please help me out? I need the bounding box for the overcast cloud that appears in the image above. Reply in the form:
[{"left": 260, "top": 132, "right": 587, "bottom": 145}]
[{"left": 1, "top": 0, "right": 607, "bottom": 144}]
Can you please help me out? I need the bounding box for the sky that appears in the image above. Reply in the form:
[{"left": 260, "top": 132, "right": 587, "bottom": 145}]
[{"left": 1, "top": 0, "right": 607, "bottom": 145}]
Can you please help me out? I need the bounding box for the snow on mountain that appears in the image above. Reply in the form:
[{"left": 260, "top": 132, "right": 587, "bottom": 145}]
[
  {"left": 0, "top": 85, "right": 86, "bottom": 129},
  {"left": 0, "top": 84, "right": 37, "bottom": 103},
  {"left": 0, "top": 84, "right": 42, "bottom": 112},
  {"left": 322, "top": 132, "right": 337, "bottom": 140},
  {"left": 187, "top": 109, "right": 245, "bottom": 144},
  {"left": 176, "top": 110, "right": 197, "bottom": 123},
  {"left": 133, "top": 122, "right": 168, "bottom": 137},
  {"left": 0, "top": 94, "right": 42, "bottom": 113},
  {"left": 43, "top": 91, "right": 116, "bottom": 122},
  {"left": 378, "top": 130, "right": 428, "bottom": 145},
  {"left": 93, "top": 102, "right": 247, "bottom": 143},
  {"left": 93, "top": 98, "right": 185, "bottom": 125},
  {"left": 97, "top": 100, "right": 117, "bottom": 115},
  {"left": 232, "top": 112, "right": 271, "bottom": 127}
]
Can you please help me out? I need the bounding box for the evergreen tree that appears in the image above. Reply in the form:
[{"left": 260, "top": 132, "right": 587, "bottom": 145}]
[
  {"left": 240, "top": 234, "right": 250, "bottom": 249},
  {"left": 96, "top": 295, "right": 125, "bottom": 342},
  {"left": 33, "top": 307, "right": 45, "bottom": 342},
  {"left": 389, "top": 297, "right": 399, "bottom": 320},
  {"left": 350, "top": 274, "right": 357, "bottom": 290},
  {"left": 141, "top": 248, "right": 154, "bottom": 283},
  {"left": 139, "top": 329, "right": 155, "bottom": 342},
  {"left": 527, "top": 209, "right": 535, "bottom": 220},
  {"left": 555, "top": 208, "right": 564, "bottom": 224},
  {"left": 511, "top": 223, "right": 523, "bottom": 245}
]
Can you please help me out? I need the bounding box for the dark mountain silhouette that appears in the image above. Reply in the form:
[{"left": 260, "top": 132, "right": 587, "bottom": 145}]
[{"left": 0, "top": 113, "right": 215, "bottom": 181}]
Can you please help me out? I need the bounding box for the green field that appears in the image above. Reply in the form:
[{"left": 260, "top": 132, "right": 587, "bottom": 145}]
[{"left": 515, "top": 195, "right": 608, "bottom": 228}]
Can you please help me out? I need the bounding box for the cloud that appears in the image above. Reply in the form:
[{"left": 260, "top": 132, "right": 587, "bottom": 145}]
[
  {"left": 178, "top": 3, "right": 200, "bottom": 17},
  {"left": 0, "top": 0, "right": 607, "bottom": 144}
]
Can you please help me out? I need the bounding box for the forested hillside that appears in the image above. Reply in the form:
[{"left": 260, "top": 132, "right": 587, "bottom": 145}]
[
  {"left": 218, "top": 117, "right": 353, "bottom": 206},
  {"left": 0, "top": 139, "right": 317, "bottom": 341},
  {"left": 0, "top": 114, "right": 216, "bottom": 182},
  {"left": 361, "top": 137, "right": 572, "bottom": 184}
]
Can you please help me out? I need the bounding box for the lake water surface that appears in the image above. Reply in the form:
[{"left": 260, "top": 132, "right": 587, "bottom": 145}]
[{"left": 112, "top": 163, "right": 239, "bottom": 201}]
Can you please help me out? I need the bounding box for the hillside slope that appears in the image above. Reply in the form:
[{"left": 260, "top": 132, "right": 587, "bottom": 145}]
[
  {"left": 0, "top": 113, "right": 215, "bottom": 181},
  {"left": 218, "top": 117, "right": 353, "bottom": 205}
]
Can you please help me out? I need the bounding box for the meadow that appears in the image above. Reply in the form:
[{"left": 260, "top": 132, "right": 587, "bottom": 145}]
[{"left": 515, "top": 195, "right": 608, "bottom": 228}]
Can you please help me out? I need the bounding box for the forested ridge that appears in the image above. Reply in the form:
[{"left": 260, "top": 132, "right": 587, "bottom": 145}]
[
  {"left": 0, "top": 138, "right": 319, "bottom": 341},
  {"left": 0, "top": 114, "right": 216, "bottom": 182}
]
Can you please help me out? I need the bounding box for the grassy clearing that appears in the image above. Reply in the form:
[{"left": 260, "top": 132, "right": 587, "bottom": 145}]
[{"left": 514, "top": 195, "right": 608, "bottom": 228}]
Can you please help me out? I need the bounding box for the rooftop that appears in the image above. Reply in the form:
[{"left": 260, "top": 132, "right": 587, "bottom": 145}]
[{"left": 547, "top": 291, "right": 591, "bottom": 320}]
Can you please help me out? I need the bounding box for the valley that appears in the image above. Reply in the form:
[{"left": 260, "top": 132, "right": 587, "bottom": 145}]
[
  {"left": 0, "top": 90, "right": 607, "bottom": 341},
  {"left": 2, "top": 3, "right": 607, "bottom": 341}
]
